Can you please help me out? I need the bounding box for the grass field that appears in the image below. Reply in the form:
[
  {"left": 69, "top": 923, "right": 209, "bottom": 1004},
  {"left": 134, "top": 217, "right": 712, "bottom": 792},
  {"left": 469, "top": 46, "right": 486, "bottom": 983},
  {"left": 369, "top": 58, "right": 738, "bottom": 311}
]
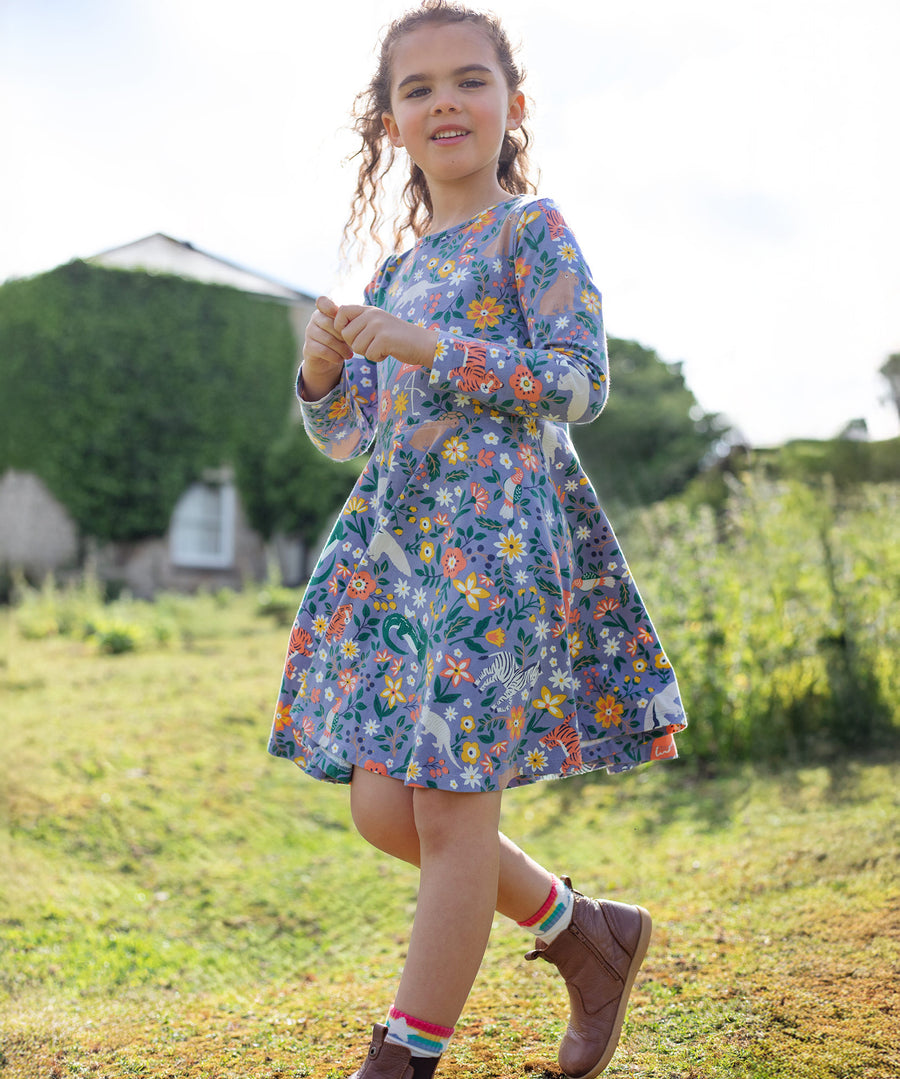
[{"left": 1, "top": 591, "right": 898, "bottom": 1078}]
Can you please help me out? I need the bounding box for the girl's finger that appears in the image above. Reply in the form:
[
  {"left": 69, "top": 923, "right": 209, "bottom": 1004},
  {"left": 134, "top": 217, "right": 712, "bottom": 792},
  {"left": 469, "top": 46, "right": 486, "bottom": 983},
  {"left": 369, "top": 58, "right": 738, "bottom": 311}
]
[
  {"left": 334, "top": 304, "right": 368, "bottom": 335},
  {"left": 316, "top": 295, "right": 339, "bottom": 319}
]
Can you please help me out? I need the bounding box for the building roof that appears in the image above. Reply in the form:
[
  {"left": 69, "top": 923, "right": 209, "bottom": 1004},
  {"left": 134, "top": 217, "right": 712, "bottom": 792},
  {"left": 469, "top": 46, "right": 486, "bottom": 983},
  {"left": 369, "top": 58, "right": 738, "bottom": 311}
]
[{"left": 88, "top": 233, "right": 311, "bottom": 303}]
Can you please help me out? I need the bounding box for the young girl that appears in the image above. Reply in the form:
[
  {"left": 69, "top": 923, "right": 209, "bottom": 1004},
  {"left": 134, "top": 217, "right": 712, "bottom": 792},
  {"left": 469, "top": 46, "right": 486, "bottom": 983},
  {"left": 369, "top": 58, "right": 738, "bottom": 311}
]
[{"left": 270, "top": 2, "right": 687, "bottom": 1076}]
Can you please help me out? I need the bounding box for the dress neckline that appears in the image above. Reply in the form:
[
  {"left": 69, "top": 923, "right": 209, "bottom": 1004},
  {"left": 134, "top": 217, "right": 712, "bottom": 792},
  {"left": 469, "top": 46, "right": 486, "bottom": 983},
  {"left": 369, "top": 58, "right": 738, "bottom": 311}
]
[{"left": 418, "top": 195, "right": 525, "bottom": 245}]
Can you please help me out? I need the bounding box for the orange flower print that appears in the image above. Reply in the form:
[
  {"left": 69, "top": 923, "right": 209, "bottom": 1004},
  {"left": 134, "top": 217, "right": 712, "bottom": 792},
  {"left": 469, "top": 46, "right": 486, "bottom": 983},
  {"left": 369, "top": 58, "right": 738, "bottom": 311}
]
[
  {"left": 364, "top": 760, "right": 389, "bottom": 775},
  {"left": 506, "top": 706, "right": 525, "bottom": 740},
  {"left": 441, "top": 546, "right": 467, "bottom": 579},
  {"left": 514, "top": 258, "right": 531, "bottom": 288},
  {"left": 594, "top": 597, "right": 620, "bottom": 619},
  {"left": 510, "top": 364, "right": 543, "bottom": 402},
  {"left": 441, "top": 655, "right": 475, "bottom": 687},
  {"left": 476, "top": 448, "right": 495, "bottom": 468},
  {"left": 485, "top": 627, "right": 505, "bottom": 647},
  {"left": 595, "top": 694, "right": 624, "bottom": 729},
  {"left": 466, "top": 295, "right": 504, "bottom": 330},
  {"left": 273, "top": 700, "right": 293, "bottom": 732},
  {"left": 470, "top": 482, "right": 490, "bottom": 515},
  {"left": 516, "top": 443, "right": 539, "bottom": 471},
  {"left": 337, "top": 668, "right": 359, "bottom": 694},
  {"left": 347, "top": 570, "right": 376, "bottom": 601}
]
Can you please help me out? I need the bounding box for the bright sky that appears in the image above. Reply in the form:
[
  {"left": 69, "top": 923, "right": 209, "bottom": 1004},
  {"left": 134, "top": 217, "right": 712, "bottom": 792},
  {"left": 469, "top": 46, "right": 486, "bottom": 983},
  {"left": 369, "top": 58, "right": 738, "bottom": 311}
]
[{"left": 2, "top": 0, "right": 899, "bottom": 446}]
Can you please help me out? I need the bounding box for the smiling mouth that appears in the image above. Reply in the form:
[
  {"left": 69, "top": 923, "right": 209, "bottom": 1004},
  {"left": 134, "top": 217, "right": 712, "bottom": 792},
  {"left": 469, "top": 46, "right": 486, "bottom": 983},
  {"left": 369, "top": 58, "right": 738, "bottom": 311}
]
[{"left": 432, "top": 129, "right": 468, "bottom": 141}]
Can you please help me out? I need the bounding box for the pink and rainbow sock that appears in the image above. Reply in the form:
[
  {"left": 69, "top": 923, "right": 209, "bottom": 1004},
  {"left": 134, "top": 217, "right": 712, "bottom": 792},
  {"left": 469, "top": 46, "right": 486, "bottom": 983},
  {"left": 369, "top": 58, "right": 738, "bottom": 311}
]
[
  {"left": 385, "top": 1006, "right": 454, "bottom": 1059},
  {"left": 517, "top": 874, "right": 575, "bottom": 944}
]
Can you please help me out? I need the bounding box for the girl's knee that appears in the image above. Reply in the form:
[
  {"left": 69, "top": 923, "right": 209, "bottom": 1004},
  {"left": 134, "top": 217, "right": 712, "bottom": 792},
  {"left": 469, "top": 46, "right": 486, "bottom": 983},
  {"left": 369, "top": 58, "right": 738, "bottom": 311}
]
[
  {"left": 413, "top": 788, "right": 503, "bottom": 851},
  {"left": 350, "top": 768, "right": 420, "bottom": 864}
]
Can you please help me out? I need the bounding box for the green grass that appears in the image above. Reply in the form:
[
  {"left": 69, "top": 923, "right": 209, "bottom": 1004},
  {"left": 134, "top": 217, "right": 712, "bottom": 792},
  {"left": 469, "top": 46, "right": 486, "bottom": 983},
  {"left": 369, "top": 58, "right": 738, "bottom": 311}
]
[{"left": 1, "top": 593, "right": 899, "bottom": 1078}]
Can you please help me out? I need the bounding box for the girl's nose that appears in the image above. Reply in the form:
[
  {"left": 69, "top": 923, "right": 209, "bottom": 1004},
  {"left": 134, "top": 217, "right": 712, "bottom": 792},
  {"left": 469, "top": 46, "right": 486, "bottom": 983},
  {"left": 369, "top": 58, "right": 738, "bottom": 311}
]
[{"left": 431, "top": 93, "right": 460, "bottom": 114}]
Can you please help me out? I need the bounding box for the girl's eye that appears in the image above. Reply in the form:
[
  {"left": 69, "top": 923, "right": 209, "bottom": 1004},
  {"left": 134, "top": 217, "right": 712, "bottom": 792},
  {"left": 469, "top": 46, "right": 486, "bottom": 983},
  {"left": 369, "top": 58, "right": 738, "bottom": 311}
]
[
  {"left": 461, "top": 79, "right": 485, "bottom": 89},
  {"left": 406, "top": 86, "right": 429, "bottom": 99}
]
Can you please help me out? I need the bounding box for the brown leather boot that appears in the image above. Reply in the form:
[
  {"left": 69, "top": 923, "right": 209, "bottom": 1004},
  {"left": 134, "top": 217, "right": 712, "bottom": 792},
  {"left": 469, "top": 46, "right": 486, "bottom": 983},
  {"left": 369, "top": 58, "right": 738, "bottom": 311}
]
[
  {"left": 524, "top": 878, "right": 651, "bottom": 1079},
  {"left": 349, "top": 1025, "right": 441, "bottom": 1079}
]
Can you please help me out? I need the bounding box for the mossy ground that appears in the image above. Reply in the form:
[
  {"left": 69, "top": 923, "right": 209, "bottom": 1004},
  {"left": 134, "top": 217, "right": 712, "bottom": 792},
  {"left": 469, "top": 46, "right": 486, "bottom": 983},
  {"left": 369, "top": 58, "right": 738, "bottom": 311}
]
[{"left": 1, "top": 595, "right": 898, "bottom": 1077}]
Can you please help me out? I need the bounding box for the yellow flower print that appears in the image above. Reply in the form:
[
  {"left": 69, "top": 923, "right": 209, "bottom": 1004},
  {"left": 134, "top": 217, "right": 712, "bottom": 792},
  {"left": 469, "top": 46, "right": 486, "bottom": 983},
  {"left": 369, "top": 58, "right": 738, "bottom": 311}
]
[
  {"left": 381, "top": 675, "right": 407, "bottom": 709},
  {"left": 453, "top": 572, "right": 490, "bottom": 611},
  {"left": 406, "top": 760, "right": 422, "bottom": 781},
  {"left": 420, "top": 541, "right": 435, "bottom": 563},
  {"left": 533, "top": 685, "right": 567, "bottom": 719},
  {"left": 632, "top": 658, "right": 648, "bottom": 673},
  {"left": 466, "top": 295, "right": 504, "bottom": 330},
  {"left": 427, "top": 257, "right": 439, "bottom": 270},
  {"left": 655, "top": 653, "right": 671, "bottom": 668},
  {"left": 312, "top": 615, "right": 328, "bottom": 636},
  {"left": 526, "top": 749, "right": 547, "bottom": 771},
  {"left": 460, "top": 715, "right": 475, "bottom": 732},
  {"left": 580, "top": 288, "right": 601, "bottom": 314},
  {"left": 595, "top": 693, "right": 624, "bottom": 729},
  {"left": 420, "top": 517, "right": 432, "bottom": 533},
  {"left": 495, "top": 529, "right": 526, "bottom": 563},
  {"left": 344, "top": 496, "right": 368, "bottom": 514},
  {"left": 442, "top": 436, "right": 469, "bottom": 464},
  {"left": 461, "top": 741, "right": 480, "bottom": 764},
  {"left": 438, "top": 259, "right": 456, "bottom": 278},
  {"left": 327, "top": 396, "right": 350, "bottom": 420},
  {"left": 485, "top": 627, "right": 505, "bottom": 646},
  {"left": 568, "top": 630, "right": 584, "bottom": 657}
]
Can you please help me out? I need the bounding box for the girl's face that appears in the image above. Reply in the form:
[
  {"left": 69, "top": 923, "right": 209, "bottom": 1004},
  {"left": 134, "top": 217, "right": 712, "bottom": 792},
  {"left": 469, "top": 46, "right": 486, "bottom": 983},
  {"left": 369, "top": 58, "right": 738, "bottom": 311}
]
[{"left": 382, "top": 21, "right": 524, "bottom": 199}]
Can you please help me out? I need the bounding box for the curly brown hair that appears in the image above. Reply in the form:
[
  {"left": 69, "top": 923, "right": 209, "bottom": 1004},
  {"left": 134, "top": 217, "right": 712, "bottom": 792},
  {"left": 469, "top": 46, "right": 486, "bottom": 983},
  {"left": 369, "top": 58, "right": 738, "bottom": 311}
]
[{"left": 343, "top": 0, "right": 537, "bottom": 262}]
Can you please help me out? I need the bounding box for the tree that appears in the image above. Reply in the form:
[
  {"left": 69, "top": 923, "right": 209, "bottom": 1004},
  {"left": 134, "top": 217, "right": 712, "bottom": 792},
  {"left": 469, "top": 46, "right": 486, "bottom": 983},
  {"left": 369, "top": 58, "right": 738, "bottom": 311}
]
[
  {"left": 880, "top": 352, "right": 900, "bottom": 424},
  {"left": 264, "top": 421, "right": 364, "bottom": 579},
  {"left": 571, "top": 337, "right": 729, "bottom": 507}
]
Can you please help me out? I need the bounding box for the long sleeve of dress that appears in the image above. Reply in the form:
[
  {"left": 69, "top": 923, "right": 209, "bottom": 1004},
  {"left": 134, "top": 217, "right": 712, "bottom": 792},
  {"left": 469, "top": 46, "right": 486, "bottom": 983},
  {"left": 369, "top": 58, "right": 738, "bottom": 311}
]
[
  {"left": 423, "top": 199, "right": 609, "bottom": 424},
  {"left": 296, "top": 355, "right": 378, "bottom": 461}
]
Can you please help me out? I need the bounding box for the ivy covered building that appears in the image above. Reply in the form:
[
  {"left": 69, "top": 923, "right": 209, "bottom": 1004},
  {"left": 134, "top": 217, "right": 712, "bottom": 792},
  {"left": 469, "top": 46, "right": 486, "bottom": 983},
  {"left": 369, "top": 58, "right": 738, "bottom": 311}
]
[{"left": 0, "top": 235, "right": 331, "bottom": 596}]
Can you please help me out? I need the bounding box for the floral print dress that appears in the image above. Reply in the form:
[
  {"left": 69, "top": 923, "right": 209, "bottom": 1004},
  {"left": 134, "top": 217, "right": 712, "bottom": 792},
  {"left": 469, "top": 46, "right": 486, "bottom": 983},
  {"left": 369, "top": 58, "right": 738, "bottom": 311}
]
[{"left": 270, "top": 195, "right": 687, "bottom": 791}]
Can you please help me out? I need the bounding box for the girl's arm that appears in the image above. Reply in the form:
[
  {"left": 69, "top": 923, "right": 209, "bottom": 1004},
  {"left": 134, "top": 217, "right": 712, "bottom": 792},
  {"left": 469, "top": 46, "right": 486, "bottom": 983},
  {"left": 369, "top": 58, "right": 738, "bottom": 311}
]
[
  {"left": 336, "top": 201, "right": 609, "bottom": 425},
  {"left": 426, "top": 200, "right": 609, "bottom": 424},
  {"left": 296, "top": 298, "right": 379, "bottom": 462}
]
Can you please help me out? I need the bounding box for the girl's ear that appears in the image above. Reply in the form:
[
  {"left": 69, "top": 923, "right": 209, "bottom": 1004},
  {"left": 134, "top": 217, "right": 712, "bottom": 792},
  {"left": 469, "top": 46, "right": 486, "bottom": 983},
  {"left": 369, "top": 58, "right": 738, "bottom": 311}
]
[
  {"left": 506, "top": 90, "right": 526, "bottom": 131},
  {"left": 382, "top": 112, "right": 404, "bottom": 148}
]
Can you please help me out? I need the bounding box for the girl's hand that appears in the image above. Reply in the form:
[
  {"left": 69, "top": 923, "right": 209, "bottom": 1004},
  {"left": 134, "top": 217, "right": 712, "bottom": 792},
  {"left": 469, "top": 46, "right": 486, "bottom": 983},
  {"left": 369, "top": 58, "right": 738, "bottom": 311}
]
[
  {"left": 300, "top": 296, "right": 353, "bottom": 400},
  {"left": 334, "top": 304, "right": 438, "bottom": 369}
]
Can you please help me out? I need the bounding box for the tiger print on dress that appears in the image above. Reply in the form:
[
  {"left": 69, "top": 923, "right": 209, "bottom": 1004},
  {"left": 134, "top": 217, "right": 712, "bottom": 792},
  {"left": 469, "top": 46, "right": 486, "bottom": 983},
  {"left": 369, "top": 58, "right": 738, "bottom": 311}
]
[{"left": 539, "top": 716, "right": 583, "bottom": 775}]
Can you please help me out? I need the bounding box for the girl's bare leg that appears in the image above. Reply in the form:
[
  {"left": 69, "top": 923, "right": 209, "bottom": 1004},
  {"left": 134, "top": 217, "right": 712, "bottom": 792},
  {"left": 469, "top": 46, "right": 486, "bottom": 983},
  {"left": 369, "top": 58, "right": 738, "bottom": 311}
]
[
  {"left": 351, "top": 767, "right": 554, "bottom": 925},
  {"left": 391, "top": 786, "right": 502, "bottom": 1026}
]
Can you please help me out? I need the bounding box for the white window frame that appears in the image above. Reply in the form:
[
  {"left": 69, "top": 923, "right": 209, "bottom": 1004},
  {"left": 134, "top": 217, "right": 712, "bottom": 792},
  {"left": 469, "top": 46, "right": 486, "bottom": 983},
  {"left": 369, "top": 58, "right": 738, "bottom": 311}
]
[{"left": 169, "top": 478, "right": 236, "bottom": 569}]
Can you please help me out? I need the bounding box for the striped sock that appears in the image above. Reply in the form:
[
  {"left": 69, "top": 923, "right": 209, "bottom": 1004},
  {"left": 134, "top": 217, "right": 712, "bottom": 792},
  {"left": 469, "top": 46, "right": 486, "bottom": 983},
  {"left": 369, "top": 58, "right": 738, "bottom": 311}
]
[
  {"left": 517, "top": 874, "right": 575, "bottom": 944},
  {"left": 385, "top": 1006, "right": 454, "bottom": 1059}
]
